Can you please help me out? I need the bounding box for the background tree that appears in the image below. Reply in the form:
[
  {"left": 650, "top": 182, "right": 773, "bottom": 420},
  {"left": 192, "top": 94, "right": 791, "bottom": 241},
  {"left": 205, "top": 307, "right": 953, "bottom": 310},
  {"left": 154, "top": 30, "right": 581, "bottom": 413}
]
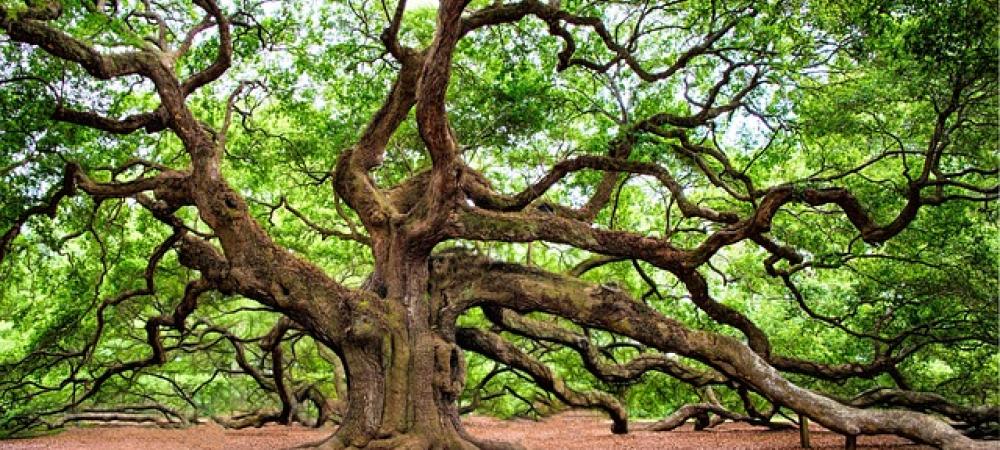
[{"left": 0, "top": 0, "right": 996, "bottom": 449}]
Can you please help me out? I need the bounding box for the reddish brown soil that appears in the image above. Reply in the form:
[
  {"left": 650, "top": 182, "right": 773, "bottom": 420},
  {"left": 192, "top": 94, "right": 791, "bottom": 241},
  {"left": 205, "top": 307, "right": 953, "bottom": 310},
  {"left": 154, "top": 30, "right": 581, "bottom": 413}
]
[
  {"left": 466, "top": 411, "right": 932, "bottom": 449},
  {"left": 0, "top": 411, "right": 933, "bottom": 449}
]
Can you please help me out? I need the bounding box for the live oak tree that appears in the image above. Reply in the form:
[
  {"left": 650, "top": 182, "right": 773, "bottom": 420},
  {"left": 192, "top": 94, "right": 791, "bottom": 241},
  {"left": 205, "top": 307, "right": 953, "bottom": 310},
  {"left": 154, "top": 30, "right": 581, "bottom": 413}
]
[{"left": 0, "top": 0, "right": 997, "bottom": 449}]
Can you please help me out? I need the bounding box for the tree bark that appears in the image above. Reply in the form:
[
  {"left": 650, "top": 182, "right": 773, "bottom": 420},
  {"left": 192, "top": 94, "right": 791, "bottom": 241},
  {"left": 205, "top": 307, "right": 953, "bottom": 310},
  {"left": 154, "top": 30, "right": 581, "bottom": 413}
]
[{"left": 314, "top": 240, "right": 519, "bottom": 450}]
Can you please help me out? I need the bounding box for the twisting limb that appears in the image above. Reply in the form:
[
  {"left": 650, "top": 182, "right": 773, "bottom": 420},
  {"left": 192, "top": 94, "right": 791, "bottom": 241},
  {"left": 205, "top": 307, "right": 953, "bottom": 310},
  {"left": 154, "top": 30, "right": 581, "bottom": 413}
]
[
  {"left": 482, "top": 307, "right": 727, "bottom": 387},
  {"left": 0, "top": 165, "right": 78, "bottom": 264},
  {"left": 1, "top": 273, "right": 216, "bottom": 435},
  {"left": 178, "top": 0, "right": 232, "bottom": 95},
  {"left": 0, "top": 2, "right": 152, "bottom": 79},
  {"left": 51, "top": 105, "right": 169, "bottom": 135},
  {"left": 646, "top": 402, "right": 794, "bottom": 432},
  {"left": 462, "top": 154, "right": 738, "bottom": 224},
  {"left": 456, "top": 327, "right": 629, "bottom": 434},
  {"left": 200, "top": 318, "right": 343, "bottom": 429},
  {"left": 460, "top": 1, "right": 753, "bottom": 82}
]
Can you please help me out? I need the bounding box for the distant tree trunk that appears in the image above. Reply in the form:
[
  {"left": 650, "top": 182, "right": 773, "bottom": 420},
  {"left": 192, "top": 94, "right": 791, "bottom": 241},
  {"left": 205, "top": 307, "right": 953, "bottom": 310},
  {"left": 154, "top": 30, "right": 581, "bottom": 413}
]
[{"left": 800, "top": 415, "right": 811, "bottom": 448}]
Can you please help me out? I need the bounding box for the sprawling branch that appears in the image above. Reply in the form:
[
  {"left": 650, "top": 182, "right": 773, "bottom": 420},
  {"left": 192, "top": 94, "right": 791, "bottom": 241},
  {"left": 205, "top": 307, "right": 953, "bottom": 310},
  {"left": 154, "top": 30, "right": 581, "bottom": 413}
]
[
  {"left": 0, "top": 165, "right": 78, "bottom": 264},
  {"left": 51, "top": 105, "right": 169, "bottom": 134},
  {"left": 179, "top": 0, "right": 232, "bottom": 95},
  {"left": 432, "top": 253, "right": 991, "bottom": 449},
  {"left": 483, "top": 307, "right": 727, "bottom": 387},
  {"left": 646, "top": 400, "right": 793, "bottom": 432},
  {"left": 460, "top": 1, "right": 751, "bottom": 82},
  {"left": 463, "top": 155, "right": 738, "bottom": 224},
  {"left": 1, "top": 2, "right": 153, "bottom": 79},
  {"left": 837, "top": 388, "right": 1000, "bottom": 428}
]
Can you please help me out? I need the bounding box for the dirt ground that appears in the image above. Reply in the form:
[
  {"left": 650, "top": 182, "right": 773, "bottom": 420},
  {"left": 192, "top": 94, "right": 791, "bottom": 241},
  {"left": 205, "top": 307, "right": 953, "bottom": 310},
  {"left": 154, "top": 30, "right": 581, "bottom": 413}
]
[{"left": 0, "top": 410, "right": 933, "bottom": 450}]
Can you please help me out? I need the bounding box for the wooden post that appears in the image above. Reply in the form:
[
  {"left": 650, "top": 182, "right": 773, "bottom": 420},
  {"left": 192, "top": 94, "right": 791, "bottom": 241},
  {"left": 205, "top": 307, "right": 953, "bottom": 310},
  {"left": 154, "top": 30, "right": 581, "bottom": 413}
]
[
  {"left": 799, "top": 415, "right": 811, "bottom": 448},
  {"left": 845, "top": 435, "right": 857, "bottom": 450}
]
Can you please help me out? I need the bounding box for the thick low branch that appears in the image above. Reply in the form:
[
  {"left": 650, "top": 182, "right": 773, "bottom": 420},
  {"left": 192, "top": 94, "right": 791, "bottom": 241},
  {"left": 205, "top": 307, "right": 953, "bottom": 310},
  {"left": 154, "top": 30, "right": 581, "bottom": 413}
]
[
  {"left": 646, "top": 402, "right": 794, "bottom": 432},
  {"left": 839, "top": 388, "right": 1000, "bottom": 427}
]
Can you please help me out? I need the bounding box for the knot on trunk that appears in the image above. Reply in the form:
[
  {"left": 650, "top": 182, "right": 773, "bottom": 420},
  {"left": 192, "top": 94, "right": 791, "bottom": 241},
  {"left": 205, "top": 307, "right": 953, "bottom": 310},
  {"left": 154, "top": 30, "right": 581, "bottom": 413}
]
[
  {"left": 432, "top": 337, "right": 465, "bottom": 400},
  {"left": 151, "top": 172, "right": 192, "bottom": 211},
  {"left": 344, "top": 295, "right": 387, "bottom": 342}
]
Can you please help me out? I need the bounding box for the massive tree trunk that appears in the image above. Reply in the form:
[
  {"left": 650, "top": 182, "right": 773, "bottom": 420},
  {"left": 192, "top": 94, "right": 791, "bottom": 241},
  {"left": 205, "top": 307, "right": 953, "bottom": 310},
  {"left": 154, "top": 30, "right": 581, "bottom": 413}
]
[{"left": 318, "top": 239, "right": 511, "bottom": 449}]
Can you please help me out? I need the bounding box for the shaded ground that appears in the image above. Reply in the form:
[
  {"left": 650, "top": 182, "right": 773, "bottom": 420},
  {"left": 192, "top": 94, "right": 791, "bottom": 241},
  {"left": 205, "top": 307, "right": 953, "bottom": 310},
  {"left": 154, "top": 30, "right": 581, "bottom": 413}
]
[{"left": 0, "top": 410, "right": 933, "bottom": 449}]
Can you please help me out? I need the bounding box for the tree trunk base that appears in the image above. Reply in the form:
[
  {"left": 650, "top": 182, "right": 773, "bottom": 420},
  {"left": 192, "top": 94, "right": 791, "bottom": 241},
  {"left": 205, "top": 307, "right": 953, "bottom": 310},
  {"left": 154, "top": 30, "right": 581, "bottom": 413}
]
[{"left": 299, "top": 427, "right": 526, "bottom": 450}]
